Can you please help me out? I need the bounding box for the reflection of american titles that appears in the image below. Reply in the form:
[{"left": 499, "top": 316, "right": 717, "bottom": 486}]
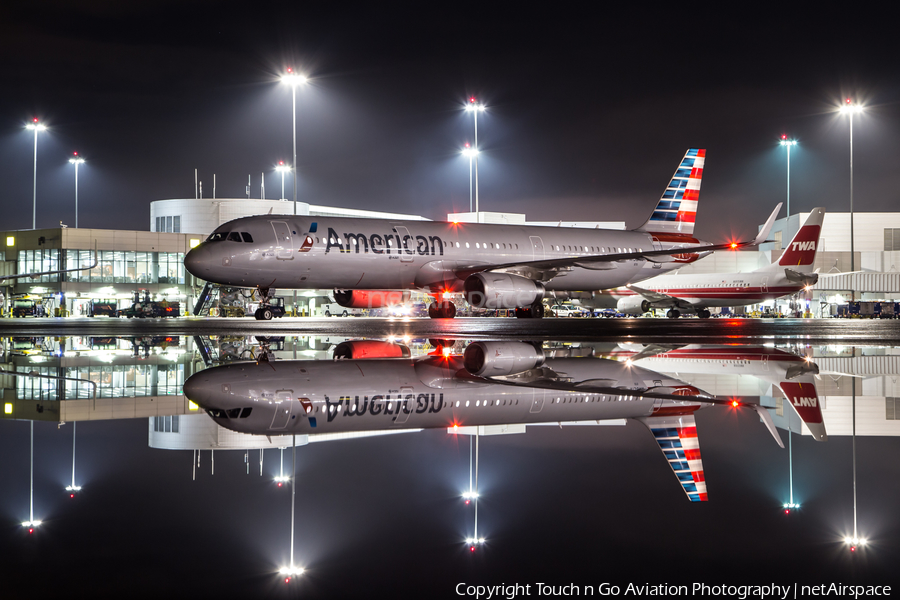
[
  {"left": 323, "top": 393, "right": 444, "bottom": 422},
  {"left": 324, "top": 227, "right": 444, "bottom": 256}
]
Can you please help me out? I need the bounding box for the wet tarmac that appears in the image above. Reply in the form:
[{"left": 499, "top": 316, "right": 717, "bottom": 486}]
[{"left": 1, "top": 315, "right": 900, "bottom": 343}]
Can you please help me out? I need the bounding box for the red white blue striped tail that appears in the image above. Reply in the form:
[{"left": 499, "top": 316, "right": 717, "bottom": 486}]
[
  {"left": 636, "top": 149, "right": 705, "bottom": 236},
  {"left": 638, "top": 412, "right": 708, "bottom": 502}
]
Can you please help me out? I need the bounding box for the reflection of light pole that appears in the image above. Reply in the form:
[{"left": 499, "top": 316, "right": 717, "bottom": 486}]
[
  {"left": 25, "top": 118, "right": 47, "bottom": 230},
  {"left": 465, "top": 99, "right": 486, "bottom": 216},
  {"left": 68, "top": 153, "right": 85, "bottom": 229},
  {"left": 275, "top": 446, "right": 288, "bottom": 487},
  {"left": 462, "top": 145, "right": 478, "bottom": 213},
  {"left": 779, "top": 136, "right": 796, "bottom": 219},
  {"left": 22, "top": 421, "right": 42, "bottom": 532},
  {"left": 279, "top": 436, "right": 303, "bottom": 581},
  {"left": 839, "top": 99, "right": 863, "bottom": 299},
  {"left": 782, "top": 430, "right": 798, "bottom": 512},
  {"left": 66, "top": 422, "right": 82, "bottom": 496},
  {"left": 275, "top": 161, "right": 290, "bottom": 201},
  {"left": 465, "top": 430, "right": 485, "bottom": 550}
]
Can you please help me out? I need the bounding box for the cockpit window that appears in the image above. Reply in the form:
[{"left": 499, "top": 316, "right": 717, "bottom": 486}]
[
  {"left": 239, "top": 407, "right": 253, "bottom": 418},
  {"left": 226, "top": 408, "right": 242, "bottom": 418},
  {"left": 206, "top": 409, "right": 226, "bottom": 418},
  {"left": 228, "top": 232, "right": 242, "bottom": 242},
  {"left": 207, "top": 232, "right": 227, "bottom": 242},
  {"left": 241, "top": 232, "right": 254, "bottom": 243}
]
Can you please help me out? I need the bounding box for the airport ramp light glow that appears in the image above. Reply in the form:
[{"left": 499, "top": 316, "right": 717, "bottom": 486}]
[
  {"left": 279, "top": 565, "right": 305, "bottom": 582},
  {"left": 844, "top": 536, "right": 867, "bottom": 552}
]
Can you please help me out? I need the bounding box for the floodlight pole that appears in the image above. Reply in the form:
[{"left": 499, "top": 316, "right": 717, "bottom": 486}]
[{"left": 70, "top": 422, "right": 77, "bottom": 489}]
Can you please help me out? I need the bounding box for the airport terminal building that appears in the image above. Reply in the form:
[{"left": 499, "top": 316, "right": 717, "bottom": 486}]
[{"left": 1, "top": 198, "right": 899, "bottom": 317}]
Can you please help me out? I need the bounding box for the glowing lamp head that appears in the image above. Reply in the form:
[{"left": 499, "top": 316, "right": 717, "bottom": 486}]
[
  {"left": 731, "top": 400, "right": 740, "bottom": 408},
  {"left": 730, "top": 242, "right": 738, "bottom": 249}
]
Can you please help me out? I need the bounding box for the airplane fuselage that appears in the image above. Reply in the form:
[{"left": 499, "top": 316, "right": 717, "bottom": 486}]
[
  {"left": 183, "top": 356, "right": 704, "bottom": 436},
  {"left": 183, "top": 215, "right": 704, "bottom": 294}
]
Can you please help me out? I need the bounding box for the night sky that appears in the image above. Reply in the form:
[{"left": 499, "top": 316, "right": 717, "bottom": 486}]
[{"left": 2, "top": 3, "right": 900, "bottom": 238}]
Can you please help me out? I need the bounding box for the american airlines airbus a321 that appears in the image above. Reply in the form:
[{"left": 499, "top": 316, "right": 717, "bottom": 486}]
[{"left": 183, "top": 149, "right": 781, "bottom": 320}]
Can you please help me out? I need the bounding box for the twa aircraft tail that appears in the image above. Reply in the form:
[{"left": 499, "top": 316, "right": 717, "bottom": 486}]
[
  {"left": 757, "top": 207, "right": 825, "bottom": 277},
  {"left": 636, "top": 149, "right": 705, "bottom": 237},
  {"left": 777, "top": 376, "right": 827, "bottom": 441}
]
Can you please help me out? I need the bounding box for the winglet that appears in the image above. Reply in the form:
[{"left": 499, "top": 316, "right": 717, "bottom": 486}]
[
  {"left": 752, "top": 203, "right": 783, "bottom": 246},
  {"left": 637, "top": 412, "right": 708, "bottom": 502},
  {"left": 751, "top": 404, "right": 784, "bottom": 448}
]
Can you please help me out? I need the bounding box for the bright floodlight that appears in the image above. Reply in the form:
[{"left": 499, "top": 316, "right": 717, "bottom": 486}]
[
  {"left": 839, "top": 99, "right": 864, "bottom": 114},
  {"left": 465, "top": 537, "right": 486, "bottom": 544},
  {"left": 281, "top": 68, "right": 308, "bottom": 86},
  {"left": 462, "top": 490, "right": 480, "bottom": 500},
  {"left": 275, "top": 162, "right": 290, "bottom": 172},
  {"left": 26, "top": 119, "right": 47, "bottom": 131},
  {"left": 779, "top": 139, "right": 797, "bottom": 146},
  {"left": 462, "top": 147, "right": 479, "bottom": 158},
  {"left": 65, "top": 485, "right": 82, "bottom": 492},
  {"left": 22, "top": 520, "right": 42, "bottom": 527}
]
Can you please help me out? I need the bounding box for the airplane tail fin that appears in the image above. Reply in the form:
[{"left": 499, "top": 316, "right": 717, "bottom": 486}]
[
  {"left": 636, "top": 149, "right": 705, "bottom": 237},
  {"left": 778, "top": 377, "right": 827, "bottom": 441},
  {"left": 637, "top": 411, "right": 708, "bottom": 502},
  {"left": 758, "top": 207, "right": 825, "bottom": 275}
]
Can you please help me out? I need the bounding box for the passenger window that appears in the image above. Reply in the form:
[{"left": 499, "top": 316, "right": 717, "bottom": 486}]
[{"left": 241, "top": 232, "right": 254, "bottom": 243}]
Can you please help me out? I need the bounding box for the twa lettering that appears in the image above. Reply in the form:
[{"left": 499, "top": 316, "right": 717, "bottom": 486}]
[
  {"left": 325, "top": 227, "right": 444, "bottom": 256},
  {"left": 791, "top": 241, "right": 816, "bottom": 252},
  {"left": 324, "top": 393, "right": 444, "bottom": 422},
  {"left": 792, "top": 396, "right": 818, "bottom": 407}
]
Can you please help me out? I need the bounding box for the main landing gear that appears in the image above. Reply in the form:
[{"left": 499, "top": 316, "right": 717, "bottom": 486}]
[
  {"left": 697, "top": 309, "right": 711, "bottom": 319},
  {"left": 254, "top": 287, "right": 278, "bottom": 321},
  {"left": 666, "top": 309, "right": 680, "bottom": 319},
  {"left": 515, "top": 301, "right": 545, "bottom": 319},
  {"left": 428, "top": 300, "right": 457, "bottom": 319}
]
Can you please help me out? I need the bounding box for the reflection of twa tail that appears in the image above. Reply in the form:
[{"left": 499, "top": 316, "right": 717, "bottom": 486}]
[
  {"left": 637, "top": 412, "right": 708, "bottom": 502},
  {"left": 778, "top": 377, "right": 827, "bottom": 441},
  {"left": 636, "top": 149, "right": 705, "bottom": 237}
]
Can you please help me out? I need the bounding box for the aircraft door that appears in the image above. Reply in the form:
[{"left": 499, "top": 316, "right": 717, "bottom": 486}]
[
  {"left": 761, "top": 277, "right": 768, "bottom": 293},
  {"left": 529, "top": 390, "right": 543, "bottom": 413},
  {"left": 394, "top": 226, "right": 415, "bottom": 262},
  {"left": 529, "top": 236, "right": 545, "bottom": 261},
  {"left": 270, "top": 390, "right": 294, "bottom": 429},
  {"left": 271, "top": 221, "right": 294, "bottom": 260},
  {"left": 394, "top": 386, "right": 415, "bottom": 424}
]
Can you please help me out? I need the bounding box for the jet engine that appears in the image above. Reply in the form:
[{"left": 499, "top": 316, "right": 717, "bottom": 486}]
[
  {"left": 333, "top": 289, "right": 411, "bottom": 309},
  {"left": 463, "top": 341, "right": 545, "bottom": 377},
  {"left": 332, "top": 340, "right": 411, "bottom": 360},
  {"left": 463, "top": 273, "right": 544, "bottom": 309},
  {"left": 616, "top": 296, "right": 652, "bottom": 315}
]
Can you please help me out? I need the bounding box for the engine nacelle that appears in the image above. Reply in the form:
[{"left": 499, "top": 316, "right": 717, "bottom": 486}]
[
  {"left": 333, "top": 289, "right": 411, "bottom": 309},
  {"left": 332, "top": 340, "right": 411, "bottom": 360},
  {"left": 616, "top": 295, "right": 652, "bottom": 315},
  {"left": 463, "top": 273, "right": 544, "bottom": 309},
  {"left": 463, "top": 342, "right": 545, "bottom": 377}
]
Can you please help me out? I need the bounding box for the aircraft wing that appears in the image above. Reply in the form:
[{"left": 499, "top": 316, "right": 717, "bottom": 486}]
[
  {"left": 637, "top": 412, "right": 708, "bottom": 502},
  {"left": 453, "top": 203, "right": 782, "bottom": 281},
  {"left": 625, "top": 284, "right": 700, "bottom": 312}
]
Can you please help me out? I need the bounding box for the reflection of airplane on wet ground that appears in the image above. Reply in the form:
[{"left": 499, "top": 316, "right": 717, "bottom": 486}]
[
  {"left": 184, "top": 340, "right": 826, "bottom": 501},
  {"left": 183, "top": 149, "right": 782, "bottom": 320},
  {"left": 613, "top": 343, "right": 826, "bottom": 440}
]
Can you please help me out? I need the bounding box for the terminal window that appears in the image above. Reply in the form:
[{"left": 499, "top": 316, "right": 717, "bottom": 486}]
[
  {"left": 884, "top": 229, "right": 900, "bottom": 251},
  {"left": 153, "top": 415, "right": 180, "bottom": 433},
  {"left": 155, "top": 216, "right": 182, "bottom": 233},
  {"left": 887, "top": 398, "right": 898, "bottom": 420}
]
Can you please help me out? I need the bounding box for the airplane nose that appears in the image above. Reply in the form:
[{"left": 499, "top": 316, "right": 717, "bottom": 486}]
[
  {"left": 183, "top": 245, "right": 209, "bottom": 277},
  {"left": 182, "top": 374, "right": 208, "bottom": 406}
]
